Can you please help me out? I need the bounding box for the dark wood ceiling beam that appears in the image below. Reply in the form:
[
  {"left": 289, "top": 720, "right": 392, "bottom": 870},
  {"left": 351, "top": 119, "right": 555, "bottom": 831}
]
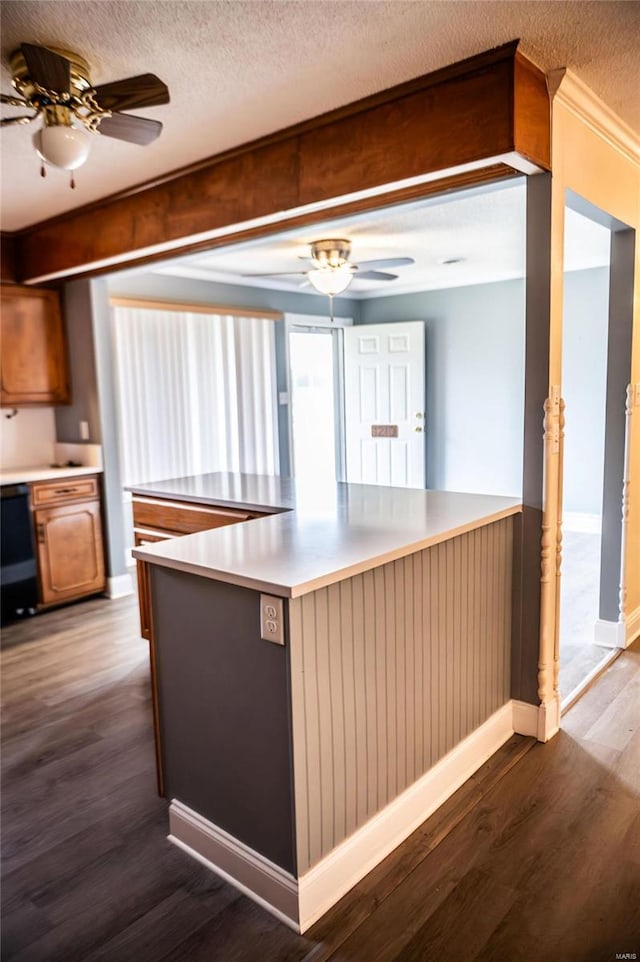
[
  {"left": 14, "top": 41, "right": 550, "bottom": 284},
  {"left": 1, "top": 232, "right": 18, "bottom": 284}
]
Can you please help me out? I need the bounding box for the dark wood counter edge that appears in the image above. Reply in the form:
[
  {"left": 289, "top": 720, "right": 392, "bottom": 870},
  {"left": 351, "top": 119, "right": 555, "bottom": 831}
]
[{"left": 132, "top": 503, "right": 524, "bottom": 599}]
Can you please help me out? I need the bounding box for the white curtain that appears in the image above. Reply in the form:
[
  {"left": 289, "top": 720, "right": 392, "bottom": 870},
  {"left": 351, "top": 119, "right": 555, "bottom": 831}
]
[{"left": 111, "top": 305, "right": 279, "bottom": 486}]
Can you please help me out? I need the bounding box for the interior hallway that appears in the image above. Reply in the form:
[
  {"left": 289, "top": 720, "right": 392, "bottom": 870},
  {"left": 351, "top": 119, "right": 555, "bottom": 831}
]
[{"left": 1, "top": 592, "right": 638, "bottom": 961}]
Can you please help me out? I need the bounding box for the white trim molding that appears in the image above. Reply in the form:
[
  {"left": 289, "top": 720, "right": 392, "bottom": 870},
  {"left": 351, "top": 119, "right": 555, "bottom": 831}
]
[
  {"left": 105, "top": 573, "right": 134, "bottom": 599},
  {"left": 594, "top": 618, "right": 627, "bottom": 649},
  {"left": 536, "top": 697, "right": 561, "bottom": 743},
  {"left": 169, "top": 802, "right": 300, "bottom": 931},
  {"left": 549, "top": 68, "right": 640, "bottom": 167},
  {"left": 511, "top": 700, "right": 539, "bottom": 738},
  {"left": 627, "top": 606, "right": 640, "bottom": 647},
  {"left": 168, "top": 701, "right": 537, "bottom": 933}
]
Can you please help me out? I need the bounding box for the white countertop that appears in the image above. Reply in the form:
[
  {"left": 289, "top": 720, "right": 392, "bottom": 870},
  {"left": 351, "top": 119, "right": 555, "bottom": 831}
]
[
  {"left": 0, "top": 465, "right": 103, "bottom": 486},
  {"left": 131, "top": 473, "right": 521, "bottom": 598}
]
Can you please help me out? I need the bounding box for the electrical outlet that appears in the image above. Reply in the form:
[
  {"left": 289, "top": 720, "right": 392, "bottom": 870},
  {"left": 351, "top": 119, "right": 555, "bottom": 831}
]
[
  {"left": 80, "top": 420, "right": 90, "bottom": 440},
  {"left": 260, "top": 594, "right": 285, "bottom": 645}
]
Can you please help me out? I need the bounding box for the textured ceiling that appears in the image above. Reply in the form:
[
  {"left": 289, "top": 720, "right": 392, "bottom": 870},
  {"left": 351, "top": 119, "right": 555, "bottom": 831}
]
[
  {"left": 1, "top": 0, "right": 639, "bottom": 231},
  {"left": 147, "top": 180, "right": 610, "bottom": 296}
]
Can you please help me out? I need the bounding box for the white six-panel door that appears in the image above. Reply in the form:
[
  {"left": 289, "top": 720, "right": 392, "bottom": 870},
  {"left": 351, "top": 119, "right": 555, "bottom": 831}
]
[{"left": 344, "top": 321, "right": 425, "bottom": 487}]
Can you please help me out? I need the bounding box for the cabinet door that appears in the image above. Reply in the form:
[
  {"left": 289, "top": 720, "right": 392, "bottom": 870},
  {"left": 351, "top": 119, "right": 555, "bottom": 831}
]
[
  {"left": 35, "top": 501, "right": 105, "bottom": 605},
  {"left": 1, "top": 286, "right": 70, "bottom": 406}
]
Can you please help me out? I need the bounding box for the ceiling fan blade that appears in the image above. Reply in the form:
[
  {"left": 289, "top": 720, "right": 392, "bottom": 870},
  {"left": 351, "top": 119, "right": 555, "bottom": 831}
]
[
  {"left": 1, "top": 115, "right": 35, "bottom": 126},
  {"left": 356, "top": 257, "right": 415, "bottom": 270},
  {"left": 92, "top": 74, "right": 170, "bottom": 112},
  {"left": 21, "top": 43, "right": 70, "bottom": 94},
  {"left": 355, "top": 270, "right": 399, "bottom": 281},
  {"left": 242, "top": 271, "right": 309, "bottom": 277},
  {"left": 97, "top": 112, "right": 162, "bottom": 145}
]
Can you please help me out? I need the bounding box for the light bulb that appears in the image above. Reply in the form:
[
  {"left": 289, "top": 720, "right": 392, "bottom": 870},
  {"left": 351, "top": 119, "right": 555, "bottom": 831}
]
[
  {"left": 33, "top": 124, "right": 90, "bottom": 171},
  {"left": 307, "top": 268, "right": 354, "bottom": 296}
]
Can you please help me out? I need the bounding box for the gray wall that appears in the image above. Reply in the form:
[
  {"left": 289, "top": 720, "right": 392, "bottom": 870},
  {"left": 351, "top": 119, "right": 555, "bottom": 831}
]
[
  {"left": 359, "top": 279, "right": 526, "bottom": 497},
  {"left": 56, "top": 278, "right": 129, "bottom": 580},
  {"left": 600, "top": 231, "right": 634, "bottom": 621},
  {"left": 562, "top": 267, "right": 610, "bottom": 516},
  {"left": 107, "top": 270, "right": 361, "bottom": 322},
  {"left": 152, "top": 566, "right": 297, "bottom": 872},
  {"left": 56, "top": 282, "right": 101, "bottom": 442}
]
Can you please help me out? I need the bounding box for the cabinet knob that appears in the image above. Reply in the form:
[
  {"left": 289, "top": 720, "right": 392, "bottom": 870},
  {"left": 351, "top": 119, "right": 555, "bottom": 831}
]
[{"left": 37, "top": 523, "right": 45, "bottom": 544}]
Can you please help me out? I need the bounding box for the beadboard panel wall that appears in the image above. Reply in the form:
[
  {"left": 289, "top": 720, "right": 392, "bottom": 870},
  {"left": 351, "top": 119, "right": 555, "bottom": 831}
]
[{"left": 288, "top": 517, "right": 514, "bottom": 873}]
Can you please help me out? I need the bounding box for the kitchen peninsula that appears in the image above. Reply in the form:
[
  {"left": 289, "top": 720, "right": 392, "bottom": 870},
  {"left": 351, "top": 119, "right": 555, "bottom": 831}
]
[{"left": 132, "top": 473, "right": 522, "bottom": 932}]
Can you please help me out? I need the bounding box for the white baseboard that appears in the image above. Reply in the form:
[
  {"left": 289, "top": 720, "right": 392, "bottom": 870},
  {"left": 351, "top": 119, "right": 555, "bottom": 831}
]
[
  {"left": 297, "top": 700, "right": 514, "bottom": 930},
  {"left": 626, "top": 606, "right": 640, "bottom": 646},
  {"left": 536, "top": 697, "right": 561, "bottom": 742},
  {"left": 168, "top": 701, "right": 518, "bottom": 933},
  {"left": 169, "top": 801, "right": 300, "bottom": 931},
  {"left": 594, "top": 618, "right": 626, "bottom": 649},
  {"left": 105, "top": 573, "right": 134, "bottom": 599},
  {"left": 511, "top": 699, "right": 539, "bottom": 737}
]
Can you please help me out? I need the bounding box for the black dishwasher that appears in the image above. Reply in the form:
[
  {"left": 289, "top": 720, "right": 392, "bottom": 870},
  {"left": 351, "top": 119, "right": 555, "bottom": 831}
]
[{"left": 1, "top": 484, "right": 38, "bottom": 625}]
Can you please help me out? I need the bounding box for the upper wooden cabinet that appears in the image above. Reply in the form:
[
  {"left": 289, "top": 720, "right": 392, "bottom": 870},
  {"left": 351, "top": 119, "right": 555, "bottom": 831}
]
[{"left": 0, "top": 285, "right": 70, "bottom": 406}]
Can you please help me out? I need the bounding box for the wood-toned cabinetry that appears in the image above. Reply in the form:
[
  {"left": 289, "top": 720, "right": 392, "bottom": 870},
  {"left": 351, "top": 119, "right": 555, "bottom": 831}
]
[
  {"left": 31, "top": 476, "right": 105, "bottom": 606},
  {"left": 132, "top": 495, "right": 263, "bottom": 640},
  {"left": 1, "top": 285, "right": 70, "bottom": 406}
]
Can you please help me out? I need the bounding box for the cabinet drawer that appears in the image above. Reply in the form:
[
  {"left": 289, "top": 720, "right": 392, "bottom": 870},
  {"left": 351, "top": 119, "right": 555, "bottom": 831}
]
[
  {"left": 31, "top": 476, "right": 100, "bottom": 507},
  {"left": 132, "top": 497, "right": 255, "bottom": 536}
]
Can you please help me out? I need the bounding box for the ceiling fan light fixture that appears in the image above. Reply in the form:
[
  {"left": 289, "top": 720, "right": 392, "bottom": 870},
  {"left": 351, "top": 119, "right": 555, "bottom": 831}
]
[
  {"left": 33, "top": 121, "right": 90, "bottom": 170},
  {"left": 307, "top": 268, "right": 354, "bottom": 296}
]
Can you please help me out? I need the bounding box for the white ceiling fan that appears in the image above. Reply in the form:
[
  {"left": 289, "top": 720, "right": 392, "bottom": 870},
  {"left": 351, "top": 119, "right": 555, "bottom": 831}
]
[{"left": 244, "top": 237, "right": 415, "bottom": 295}]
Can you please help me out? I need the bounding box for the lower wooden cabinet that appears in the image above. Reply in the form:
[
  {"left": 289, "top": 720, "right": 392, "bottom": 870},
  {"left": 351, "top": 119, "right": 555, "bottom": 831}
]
[{"left": 31, "top": 476, "right": 106, "bottom": 607}]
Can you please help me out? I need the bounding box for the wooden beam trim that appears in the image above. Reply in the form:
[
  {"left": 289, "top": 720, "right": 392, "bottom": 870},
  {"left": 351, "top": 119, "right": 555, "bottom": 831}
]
[
  {"left": 1, "top": 232, "right": 18, "bottom": 284},
  {"left": 109, "top": 297, "right": 283, "bottom": 321},
  {"left": 15, "top": 41, "right": 521, "bottom": 238},
  {"left": 24, "top": 160, "right": 523, "bottom": 285},
  {"left": 55, "top": 165, "right": 518, "bottom": 286},
  {"left": 16, "top": 43, "right": 550, "bottom": 282}
]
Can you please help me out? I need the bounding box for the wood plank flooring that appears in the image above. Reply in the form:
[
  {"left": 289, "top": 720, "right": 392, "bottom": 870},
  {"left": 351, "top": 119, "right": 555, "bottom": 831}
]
[
  {"left": 559, "top": 527, "right": 611, "bottom": 698},
  {"left": 2, "top": 593, "right": 639, "bottom": 961}
]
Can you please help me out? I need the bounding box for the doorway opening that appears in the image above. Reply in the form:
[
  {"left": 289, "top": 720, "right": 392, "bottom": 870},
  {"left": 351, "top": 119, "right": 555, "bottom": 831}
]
[
  {"left": 286, "top": 315, "right": 349, "bottom": 484},
  {"left": 559, "top": 193, "right": 635, "bottom": 703}
]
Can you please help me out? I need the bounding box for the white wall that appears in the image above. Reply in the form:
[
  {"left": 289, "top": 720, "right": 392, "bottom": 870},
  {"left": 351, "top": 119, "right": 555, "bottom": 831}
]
[
  {"left": 0, "top": 408, "right": 56, "bottom": 469},
  {"left": 360, "top": 279, "right": 526, "bottom": 496}
]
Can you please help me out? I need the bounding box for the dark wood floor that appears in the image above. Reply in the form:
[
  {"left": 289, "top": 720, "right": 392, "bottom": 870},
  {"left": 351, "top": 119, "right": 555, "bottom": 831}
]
[{"left": 2, "top": 592, "right": 639, "bottom": 962}]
